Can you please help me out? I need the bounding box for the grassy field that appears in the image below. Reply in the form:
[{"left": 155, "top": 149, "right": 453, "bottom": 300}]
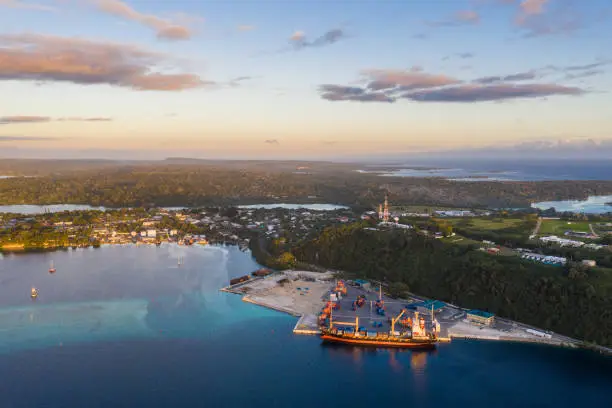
[
  {"left": 445, "top": 217, "right": 525, "bottom": 230},
  {"left": 539, "top": 219, "right": 591, "bottom": 235}
]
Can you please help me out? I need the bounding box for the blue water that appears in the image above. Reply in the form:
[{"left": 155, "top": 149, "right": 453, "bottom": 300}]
[
  {"left": 0, "top": 203, "right": 347, "bottom": 214},
  {"left": 363, "top": 158, "right": 612, "bottom": 181},
  {"left": 237, "top": 203, "right": 348, "bottom": 210},
  {"left": 532, "top": 195, "right": 612, "bottom": 214},
  {"left": 0, "top": 204, "right": 105, "bottom": 214},
  {"left": 0, "top": 245, "right": 610, "bottom": 407}
]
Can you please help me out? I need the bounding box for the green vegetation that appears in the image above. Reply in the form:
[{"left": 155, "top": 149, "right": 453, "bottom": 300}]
[
  {"left": 407, "top": 215, "right": 537, "bottom": 247},
  {"left": 453, "top": 217, "right": 526, "bottom": 231},
  {"left": 540, "top": 219, "right": 591, "bottom": 235},
  {"left": 255, "top": 222, "right": 612, "bottom": 347},
  {"left": 3, "top": 160, "right": 612, "bottom": 209}
]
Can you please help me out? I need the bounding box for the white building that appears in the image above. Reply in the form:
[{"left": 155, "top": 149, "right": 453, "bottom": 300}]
[{"left": 146, "top": 229, "right": 157, "bottom": 237}]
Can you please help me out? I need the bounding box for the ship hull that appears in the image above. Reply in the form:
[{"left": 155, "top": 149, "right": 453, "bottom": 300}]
[{"left": 321, "top": 333, "right": 436, "bottom": 350}]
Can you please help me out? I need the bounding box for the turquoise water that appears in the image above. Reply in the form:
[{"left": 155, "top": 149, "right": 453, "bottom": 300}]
[
  {"left": 237, "top": 203, "right": 348, "bottom": 210},
  {"left": 0, "top": 245, "right": 610, "bottom": 407},
  {"left": 0, "top": 204, "right": 104, "bottom": 214},
  {"left": 532, "top": 195, "right": 612, "bottom": 214},
  {"left": 0, "top": 203, "right": 347, "bottom": 214}
]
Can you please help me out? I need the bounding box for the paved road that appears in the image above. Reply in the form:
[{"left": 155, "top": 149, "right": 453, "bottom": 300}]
[{"left": 589, "top": 223, "right": 599, "bottom": 237}]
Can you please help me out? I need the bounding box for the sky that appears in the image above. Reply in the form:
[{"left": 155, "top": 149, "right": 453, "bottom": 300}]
[{"left": 0, "top": 0, "right": 611, "bottom": 160}]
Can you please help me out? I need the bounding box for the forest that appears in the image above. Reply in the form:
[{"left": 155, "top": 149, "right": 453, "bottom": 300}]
[
  {"left": 257, "top": 222, "right": 612, "bottom": 347},
  {"left": 3, "top": 162, "right": 612, "bottom": 209}
]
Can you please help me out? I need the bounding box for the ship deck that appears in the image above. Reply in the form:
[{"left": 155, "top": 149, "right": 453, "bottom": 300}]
[{"left": 326, "top": 285, "right": 437, "bottom": 335}]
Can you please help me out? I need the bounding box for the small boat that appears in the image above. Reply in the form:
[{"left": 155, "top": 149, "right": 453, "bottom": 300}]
[
  {"left": 48, "top": 260, "right": 56, "bottom": 274},
  {"left": 31, "top": 287, "right": 38, "bottom": 299}
]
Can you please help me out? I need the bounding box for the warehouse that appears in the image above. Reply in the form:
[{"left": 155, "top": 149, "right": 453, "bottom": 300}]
[{"left": 466, "top": 309, "right": 495, "bottom": 326}]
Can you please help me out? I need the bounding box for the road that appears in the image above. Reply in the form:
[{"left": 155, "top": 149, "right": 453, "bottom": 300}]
[
  {"left": 589, "top": 223, "right": 599, "bottom": 237},
  {"left": 530, "top": 216, "right": 542, "bottom": 238}
]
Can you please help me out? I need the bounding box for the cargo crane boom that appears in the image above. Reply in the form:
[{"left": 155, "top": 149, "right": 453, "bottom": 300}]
[{"left": 391, "top": 309, "right": 406, "bottom": 333}]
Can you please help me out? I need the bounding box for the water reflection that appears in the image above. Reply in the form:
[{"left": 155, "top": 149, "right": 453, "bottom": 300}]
[
  {"left": 0, "top": 244, "right": 277, "bottom": 353},
  {"left": 320, "top": 342, "right": 436, "bottom": 376}
]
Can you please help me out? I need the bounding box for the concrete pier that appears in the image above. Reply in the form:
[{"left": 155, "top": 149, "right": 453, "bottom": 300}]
[{"left": 293, "top": 314, "right": 321, "bottom": 335}]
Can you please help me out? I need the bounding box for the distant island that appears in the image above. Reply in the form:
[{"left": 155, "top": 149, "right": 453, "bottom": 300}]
[{"left": 2, "top": 159, "right": 612, "bottom": 209}]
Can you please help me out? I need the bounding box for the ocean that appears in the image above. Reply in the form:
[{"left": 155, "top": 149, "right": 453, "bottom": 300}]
[
  {"left": 0, "top": 245, "right": 610, "bottom": 408},
  {"left": 364, "top": 158, "right": 612, "bottom": 181}
]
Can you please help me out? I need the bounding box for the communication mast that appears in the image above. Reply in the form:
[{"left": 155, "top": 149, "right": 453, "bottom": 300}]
[{"left": 383, "top": 195, "right": 390, "bottom": 223}]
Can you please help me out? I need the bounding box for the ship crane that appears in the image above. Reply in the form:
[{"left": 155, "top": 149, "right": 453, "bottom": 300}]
[
  {"left": 329, "top": 307, "right": 359, "bottom": 330},
  {"left": 391, "top": 309, "right": 407, "bottom": 333}
]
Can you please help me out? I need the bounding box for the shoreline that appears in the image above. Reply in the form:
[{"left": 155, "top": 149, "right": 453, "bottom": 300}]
[
  {"left": 221, "top": 270, "right": 612, "bottom": 356},
  {"left": 0, "top": 240, "right": 235, "bottom": 254}
]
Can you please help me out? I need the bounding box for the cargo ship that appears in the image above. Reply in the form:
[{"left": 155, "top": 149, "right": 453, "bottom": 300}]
[{"left": 320, "top": 308, "right": 438, "bottom": 350}]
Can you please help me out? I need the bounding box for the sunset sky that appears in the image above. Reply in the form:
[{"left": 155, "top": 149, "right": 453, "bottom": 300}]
[{"left": 0, "top": 0, "right": 611, "bottom": 159}]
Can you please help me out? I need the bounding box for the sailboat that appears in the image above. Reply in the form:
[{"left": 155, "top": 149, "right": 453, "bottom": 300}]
[
  {"left": 48, "top": 260, "right": 56, "bottom": 274},
  {"left": 177, "top": 256, "right": 183, "bottom": 267},
  {"left": 31, "top": 287, "right": 38, "bottom": 299}
]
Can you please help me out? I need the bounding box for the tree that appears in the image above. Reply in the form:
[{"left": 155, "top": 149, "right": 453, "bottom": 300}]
[
  {"left": 275, "top": 252, "right": 297, "bottom": 269},
  {"left": 387, "top": 282, "right": 410, "bottom": 298}
]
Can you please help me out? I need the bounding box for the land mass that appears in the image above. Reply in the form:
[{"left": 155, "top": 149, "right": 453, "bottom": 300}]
[
  {"left": 2, "top": 159, "right": 612, "bottom": 209},
  {"left": 251, "top": 221, "right": 612, "bottom": 348}
]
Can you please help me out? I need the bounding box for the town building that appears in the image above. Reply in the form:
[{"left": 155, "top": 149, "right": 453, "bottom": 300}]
[
  {"left": 467, "top": 309, "right": 495, "bottom": 326},
  {"left": 353, "top": 279, "right": 371, "bottom": 291}
]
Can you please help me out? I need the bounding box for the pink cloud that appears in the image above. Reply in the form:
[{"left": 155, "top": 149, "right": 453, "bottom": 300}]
[
  {"left": 93, "top": 0, "right": 199, "bottom": 40},
  {"left": 0, "top": 33, "right": 211, "bottom": 91}
]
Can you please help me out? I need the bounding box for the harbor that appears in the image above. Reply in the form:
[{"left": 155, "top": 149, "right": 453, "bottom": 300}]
[{"left": 222, "top": 270, "right": 585, "bottom": 349}]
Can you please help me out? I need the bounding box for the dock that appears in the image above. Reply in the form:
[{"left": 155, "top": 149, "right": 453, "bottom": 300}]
[
  {"left": 221, "top": 269, "right": 336, "bottom": 322},
  {"left": 222, "top": 272, "right": 589, "bottom": 350},
  {"left": 293, "top": 314, "right": 321, "bottom": 335}
]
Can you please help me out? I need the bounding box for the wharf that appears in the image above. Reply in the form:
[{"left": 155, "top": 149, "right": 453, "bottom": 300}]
[
  {"left": 293, "top": 314, "right": 321, "bottom": 335},
  {"left": 221, "top": 270, "right": 336, "bottom": 319},
  {"left": 223, "top": 272, "right": 588, "bottom": 350}
]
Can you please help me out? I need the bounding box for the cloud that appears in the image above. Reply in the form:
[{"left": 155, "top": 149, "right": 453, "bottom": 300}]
[
  {"left": 0, "top": 135, "right": 61, "bottom": 141},
  {"left": 264, "top": 139, "right": 279, "bottom": 144},
  {"left": 237, "top": 25, "right": 255, "bottom": 32},
  {"left": 288, "top": 28, "right": 347, "bottom": 50},
  {"left": 402, "top": 83, "right": 584, "bottom": 102},
  {"left": 517, "top": 0, "right": 548, "bottom": 22},
  {"left": 443, "top": 52, "right": 475, "bottom": 61},
  {"left": 224, "top": 76, "right": 257, "bottom": 88},
  {"left": 361, "top": 68, "right": 461, "bottom": 91},
  {"left": 428, "top": 10, "right": 480, "bottom": 27},
  {"left": 319, "top": 85, "right": 395, "bottom": 103},
  {"left": 57, "top": 117, "right": 113, "bottom": 122},
  {"left": 318, "top": 66, "right": 587, "bottom": 104},
  {"left": 545, "top": 59, "right": 612, "bottom": 80},
  {"left": 0, "top": 0, "right": 54, "bottom": 11},
  {"left": 0, "top": 116, "right": 50, "bottom": 124},
  {"left": 92, "top": 0, "right": 197, "bottom": 40},
  {"left": 512, "top": 0, "right": 605, "bottom": 37},
  {"left": 474, "top": 70, "right": 537, "bottom": 84},
  {"left": 555, "top": 60, "right": 612, "bottom": 72},
  {"left": 0, "top": 116, "right": 113, "bottom": 124},
  {"left": 0, "top": 33, "right": 210, "bottom": 91}
]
